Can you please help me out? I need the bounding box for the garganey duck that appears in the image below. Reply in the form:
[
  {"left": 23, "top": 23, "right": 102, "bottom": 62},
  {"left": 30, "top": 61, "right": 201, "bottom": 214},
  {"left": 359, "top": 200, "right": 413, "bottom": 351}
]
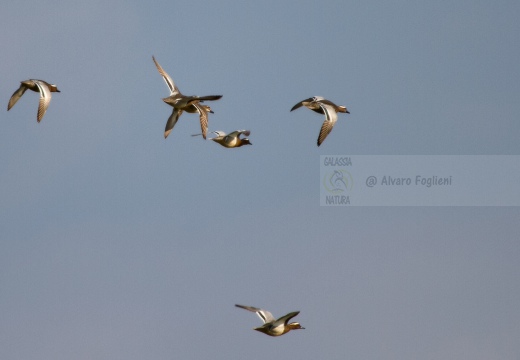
[
  {"left": 193, "top": 129, "right": 252, "bottom": 148},
  {"left": 152, "top": 56, "right": 222, "bottom": 139},
  {"left": 7, "top": 80, "right": 60, "bottom": 122},
  {"left": 290, "top": 96, "right": 349, "bottom": 146},
  {"left": 235, "top": 304, "right": 305, "bottom": 337}
]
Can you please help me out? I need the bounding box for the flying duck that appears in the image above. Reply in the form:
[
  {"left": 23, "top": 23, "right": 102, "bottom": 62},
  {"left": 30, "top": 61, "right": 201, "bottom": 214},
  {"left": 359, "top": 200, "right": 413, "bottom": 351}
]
[
  {"left": 235, "top": 304, "right": 305, "bottom": 337},
  {"left": 290, "top": 96, "right": 349, "bottom": 146},
  {"left": 193, "top": 129, "right": 252, "bottom": 148},
  {"left": 8, "top": 79, "right": 60, "bottom": 122},
  {"left": 152, "top": 56, "right": 222, "bottom": 139}
]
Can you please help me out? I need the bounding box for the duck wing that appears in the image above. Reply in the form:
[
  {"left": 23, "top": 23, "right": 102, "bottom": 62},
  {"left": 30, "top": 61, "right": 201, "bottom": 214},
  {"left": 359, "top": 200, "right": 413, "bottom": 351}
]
[
  {"left": 7, "top": 83, "right": 28, "bottom": 111},
  {"left": 164, "top": 108, "right": 183, "bottom": 139},
  {"left": 290, "top": 97, "right": 313, "bottom": 112},
  {"left": 235, "top": 304, "right": 275, "bottom": 324},
  {"left": 193, "top": 102, "right": 209, "bottom": 139},
  {"left": 152, "top": 56, "right": 180, "bottom": 97},
  {"left": 317, "top": 103, "right": 338, "bottom": 146},
  {"left": 35, "top": 80, "right": 52, "bottom": 122},
  {"left": 277, "top": 311, "right": 300, "bottom": 326}
]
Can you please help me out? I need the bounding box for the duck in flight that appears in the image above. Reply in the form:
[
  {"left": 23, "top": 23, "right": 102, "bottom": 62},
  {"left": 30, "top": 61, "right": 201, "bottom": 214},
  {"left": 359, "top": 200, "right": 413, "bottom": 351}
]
[
  {"left": 235, "top": 304, "right": 305, "bottom": 337},
  {"left": 193, "top": 129, "right": 252, "bottom": 148},
  {"left": 7, "top": 79, "right": 60, "bottom": 122},
  {"left": 152, "top": 56, "right": 222, "bottom": 139},
  {"left": 290, "top": 96, "right": 349, "bottom": 146}
]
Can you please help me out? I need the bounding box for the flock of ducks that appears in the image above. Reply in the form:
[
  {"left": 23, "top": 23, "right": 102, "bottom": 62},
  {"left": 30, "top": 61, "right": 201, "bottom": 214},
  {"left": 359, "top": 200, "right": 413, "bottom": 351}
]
[
  {"left": 5, "top": 55, "right": 356, "bottom": 337},
  {"left": 7, "top": 56, "right": 350, "bottom": 147}
]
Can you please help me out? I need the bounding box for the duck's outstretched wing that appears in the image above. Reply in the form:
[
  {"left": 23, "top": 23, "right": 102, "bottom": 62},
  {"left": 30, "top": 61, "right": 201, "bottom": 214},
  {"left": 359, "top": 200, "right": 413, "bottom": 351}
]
[
  {"left": 290, "top": 97, "right": 313, "bottom": 112},
  {"left": 191, "top": 130, "right": 225, "bottom": 138},
  {"left": 212, "top": 131, "right": 227, "bottom": 137},
  {"left": 152, "top": 56, "right": 180, "bottom": 97},
  {"left": 317, "top": 103, "right": 338, "bottom": 146},
  {"left": 192, "top": 103, "right": 209, "bottom": 139},
  {"left": 164, "top": 108, "right": 183, "bottom": 139},
  {"left": 196, "top": 95, "right": 222, "bottom": 102},
  {"left": 226, "top": 130, "right": 250, "bottom": 139},
  {"left": 277, "top": 311, "right": 300, "bottom": 325},
  {"left": 7, "top": 83, "right": 28, "bottom": 111},
  {"left": 35, "top": 80, "right": 52, "bottom": 123},
  {"left": 235, "top": 304, "right": 275, "bottom": 324}
]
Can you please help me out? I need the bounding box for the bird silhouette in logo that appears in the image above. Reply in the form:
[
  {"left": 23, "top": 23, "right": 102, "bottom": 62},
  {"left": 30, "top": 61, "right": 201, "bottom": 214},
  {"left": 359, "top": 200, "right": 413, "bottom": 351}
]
[{"left": 328, "top": 170, "right": 349, "bottom": 192}]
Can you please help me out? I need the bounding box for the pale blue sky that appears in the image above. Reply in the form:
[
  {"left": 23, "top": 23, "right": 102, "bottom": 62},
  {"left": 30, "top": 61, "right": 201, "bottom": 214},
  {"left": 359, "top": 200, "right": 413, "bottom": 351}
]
[{"left": 1, "top": 1, "right": 520, "bottom": 359}]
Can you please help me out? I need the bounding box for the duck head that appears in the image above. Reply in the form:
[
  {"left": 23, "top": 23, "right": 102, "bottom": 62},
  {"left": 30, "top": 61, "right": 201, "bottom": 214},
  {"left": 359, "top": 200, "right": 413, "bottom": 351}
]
[
  {"left": 338, "top": 105, "right": 349, "bottom": 114},
  {"left": 239, "top": 138, "right": 252, "bottom": 146},
  {"left": 287, "top": 322, "right": 305, "bottom": 330}
]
